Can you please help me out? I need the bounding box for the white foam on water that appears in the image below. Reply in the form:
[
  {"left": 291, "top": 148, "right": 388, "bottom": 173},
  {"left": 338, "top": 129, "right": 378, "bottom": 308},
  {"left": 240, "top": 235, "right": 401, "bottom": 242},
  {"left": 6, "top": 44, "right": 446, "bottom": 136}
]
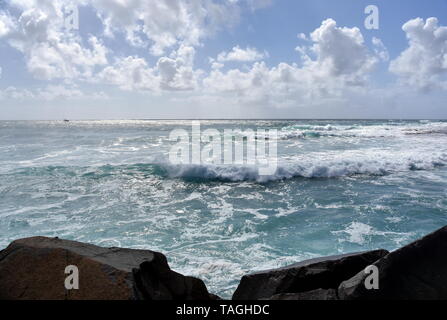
[
  {"left": 279, "top": 121, "right": 447, "bottom": 140},
  {"left": 333, "top": 222, "right": 415, "bottom": 246},
  {"left": 159, "top": 148, "right": 447, "bottom": 182}
]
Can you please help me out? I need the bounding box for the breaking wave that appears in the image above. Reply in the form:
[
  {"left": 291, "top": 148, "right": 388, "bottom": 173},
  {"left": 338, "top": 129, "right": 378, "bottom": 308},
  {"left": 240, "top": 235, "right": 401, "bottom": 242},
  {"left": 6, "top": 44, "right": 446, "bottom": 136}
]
[
  {"left": 158, "top": 152, "right": 447, "bottom": 182},
  {"left": 9, "top": 150, "right": 447, "bottom": 184},
  {"left": 279, "top": 122, "right": 447, "bottom": 140}
]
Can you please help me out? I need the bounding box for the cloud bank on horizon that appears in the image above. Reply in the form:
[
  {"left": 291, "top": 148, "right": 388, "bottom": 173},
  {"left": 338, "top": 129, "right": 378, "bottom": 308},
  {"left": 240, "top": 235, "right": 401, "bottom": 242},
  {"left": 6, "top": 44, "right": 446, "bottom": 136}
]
[{"left": 0, "top": 0, "right": 447, "bottom": 119}]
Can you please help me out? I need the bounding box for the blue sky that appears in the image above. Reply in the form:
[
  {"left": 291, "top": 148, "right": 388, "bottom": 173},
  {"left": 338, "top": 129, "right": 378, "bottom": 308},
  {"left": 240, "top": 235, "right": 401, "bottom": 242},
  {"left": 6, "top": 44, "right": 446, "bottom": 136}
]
[{"left": 0, "top": 0, "right": 447, "bottom": 119}]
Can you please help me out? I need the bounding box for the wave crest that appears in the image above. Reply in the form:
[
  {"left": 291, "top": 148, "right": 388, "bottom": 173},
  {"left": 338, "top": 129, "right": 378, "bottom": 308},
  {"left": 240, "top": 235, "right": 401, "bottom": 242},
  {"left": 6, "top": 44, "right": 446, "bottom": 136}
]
[{"left": 158, "top": 152, "right": 447, "bottom": 182}]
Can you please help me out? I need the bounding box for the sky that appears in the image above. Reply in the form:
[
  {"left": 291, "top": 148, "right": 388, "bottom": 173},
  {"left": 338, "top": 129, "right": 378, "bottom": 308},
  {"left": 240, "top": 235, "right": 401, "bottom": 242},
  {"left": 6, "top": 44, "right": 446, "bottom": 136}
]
[{"left": 0, "top": 0, "right": 447, "bottom": 120}]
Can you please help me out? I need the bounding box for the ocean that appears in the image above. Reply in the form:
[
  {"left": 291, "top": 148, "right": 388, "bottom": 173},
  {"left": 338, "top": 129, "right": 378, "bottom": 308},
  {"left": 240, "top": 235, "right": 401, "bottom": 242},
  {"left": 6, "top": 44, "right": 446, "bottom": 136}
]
[{"left": 1, "top": 119, "right": 446, "bottom": 298}]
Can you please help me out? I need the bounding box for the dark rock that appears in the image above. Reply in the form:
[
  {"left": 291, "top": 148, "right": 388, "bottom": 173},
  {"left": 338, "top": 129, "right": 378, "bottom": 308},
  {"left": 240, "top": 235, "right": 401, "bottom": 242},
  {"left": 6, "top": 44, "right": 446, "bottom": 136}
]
[
  {"left": 0, "top": 237, "right": 211, "bottom": 300},
  {"left": 266, "top": 289, "right": 338, "bottom": 300},
  {"left": 133, "top": 260, "right": 211, "bottom": 300},
  {"left": 338, "top": 226, "right": 447, "bottom": 300},
  {"left": 209, "top": 293, "right": 223, "bottom": 300},
  {"left": 232, "top": 249, "right": 388, "bottom": 300}
]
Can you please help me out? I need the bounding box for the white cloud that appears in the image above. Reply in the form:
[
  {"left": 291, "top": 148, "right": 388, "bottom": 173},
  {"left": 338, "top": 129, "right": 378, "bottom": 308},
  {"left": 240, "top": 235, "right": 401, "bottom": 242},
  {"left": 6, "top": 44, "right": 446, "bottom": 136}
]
[
  {"left": 0, "top": 84, "right": 108, "bottom": 101},
  {"left": 97, "top": 45, "right": 200, "bottom": 92},
  {"left": 2, "top": 0, "right": 209, "bottom": 91},
  {"left": 297, "top": 33, "right": 307, "bottom": 40},
  {"left": 25, "top": 35, "right": 108, "bottom": 80},
  {"left": 372, "top": 37, "right": 389, "bottom": 61},
  {"left": 90, "top": 0, "right": 241, "bottom": 56},
  {"left": 157, "top": 45, "right": 200, "bottom": 91},
  {"left": 0, "top": 86, "right": 35, "bottom": 100},
  {"left": 0, "top": 12, "right": 14, "bottom": 37},
  {"left": 2, "top": 2, "right": 108, "bottom": 80},
  {"left": 5, "top": 1, "right": 443, "bottom": 117},
  {"left": 97, "top": 56, "right": 158, "bottom": 91},
  {"left": 203, "top": 19, "right": 378, "bottom": 107},
  {"left": 38, "top": 84, "right": 82, "bottom": 100},
  {"left": 0, "top": 0, "right": 247, "bottom": 91},
  {"left": 390, "top": 17, "right": 447, "bottom": 90},
  {"left": 217, "top": 46, "right": 267, "bottom": 62},
  {"left": 302, "top": 18, "right": 377, "bottom": 84}
]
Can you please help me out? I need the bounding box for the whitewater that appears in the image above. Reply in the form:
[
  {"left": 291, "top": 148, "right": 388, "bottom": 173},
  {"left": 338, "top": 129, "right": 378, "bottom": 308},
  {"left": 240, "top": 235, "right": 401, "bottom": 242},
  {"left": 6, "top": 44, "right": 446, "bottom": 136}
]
[{"left": 1, "top": 119, "right": 446, "bottom": 298}]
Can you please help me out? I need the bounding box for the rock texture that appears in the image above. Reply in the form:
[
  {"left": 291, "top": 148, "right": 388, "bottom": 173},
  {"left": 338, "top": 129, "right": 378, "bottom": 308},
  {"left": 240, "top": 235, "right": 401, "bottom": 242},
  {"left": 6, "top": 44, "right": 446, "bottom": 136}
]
[
  {"left": 233, "top": 249, "right": 388, "bottom": 300},
  {"left": 338, "top": 226, "right": 447, "bottom": 300},
  {"left": 0, "top": 237, "right": 211, "bottom": 300}
]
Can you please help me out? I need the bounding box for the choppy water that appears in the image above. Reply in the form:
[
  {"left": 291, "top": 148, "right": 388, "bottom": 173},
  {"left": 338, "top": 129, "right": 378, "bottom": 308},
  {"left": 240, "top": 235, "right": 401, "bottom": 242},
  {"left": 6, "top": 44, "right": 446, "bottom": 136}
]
[{"left": 1, "top": 120, "right": 447, "bottom": 298}]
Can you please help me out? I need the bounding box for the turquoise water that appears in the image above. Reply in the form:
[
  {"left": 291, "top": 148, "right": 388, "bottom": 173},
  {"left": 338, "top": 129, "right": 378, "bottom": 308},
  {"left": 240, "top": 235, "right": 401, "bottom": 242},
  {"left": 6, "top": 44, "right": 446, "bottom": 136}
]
[{"left": 1, "top": 120, "right": 447, "bottom": 298}]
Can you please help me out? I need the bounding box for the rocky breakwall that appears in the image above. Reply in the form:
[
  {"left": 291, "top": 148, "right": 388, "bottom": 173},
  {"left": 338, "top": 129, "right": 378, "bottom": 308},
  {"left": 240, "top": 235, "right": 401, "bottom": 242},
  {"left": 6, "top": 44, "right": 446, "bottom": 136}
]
[
  {"left": 0, "top": 236, "right": 214, "bottom": 300},
  {"left": 233, "top": 225, "right": 447, "bottom": 300},
  {"left": 1, "top": 225, "right": 447, "bottom": 300},
  {"left": 232, "top": 250, "right": 389, "bottom": 300}
]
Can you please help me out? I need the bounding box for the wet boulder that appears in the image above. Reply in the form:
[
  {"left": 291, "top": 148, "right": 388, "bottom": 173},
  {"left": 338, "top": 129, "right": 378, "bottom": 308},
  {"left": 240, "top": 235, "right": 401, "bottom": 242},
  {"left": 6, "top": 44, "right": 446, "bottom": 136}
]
[
  {"left": 0, "top": 236, "right": 211, "bottom": 300},
  {"left": 338, "top": 226, "right": 447, "bottom": 300},
  {"left": 233, "top": 249, "right": 388, "bottom": 300}
]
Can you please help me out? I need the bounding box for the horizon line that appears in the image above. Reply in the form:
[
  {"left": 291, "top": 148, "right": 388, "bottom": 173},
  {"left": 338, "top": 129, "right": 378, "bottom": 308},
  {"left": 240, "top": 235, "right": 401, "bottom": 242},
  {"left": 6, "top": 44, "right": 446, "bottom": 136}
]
[{"left": 1, "top": 118, "right": 447, "bottom": 121}]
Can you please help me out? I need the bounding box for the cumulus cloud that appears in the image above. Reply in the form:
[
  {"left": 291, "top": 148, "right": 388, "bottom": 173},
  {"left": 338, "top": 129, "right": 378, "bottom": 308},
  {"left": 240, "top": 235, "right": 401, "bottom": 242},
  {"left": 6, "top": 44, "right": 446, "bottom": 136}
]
[
  {"left": 97, "top": 56, "right": 157, "bottom": 91},
  {"left": 302, "top": 19, "right": 377, "bottom": 84},
  {"left": 97, "top": 45, "right": 200, "bottom": 92},
  {"left": 90, "top": 0, "right": 241, "bottom": 56},
  {"left": 390, "top": 17, "right": 447, "bottom": 91},
  {"left": 7, "top": 1, "right": 443, "bottom": 116},
  {"left": 157, "top": 45, "right": 200, "bottom": 91},
  {"left": 26, "top": 35, "right": 108, "bottom": 80},
  {"left": 5, "top": 1, "right": 379, "bottom": 103},
  {"left": 2, "top": 0, "right": 211, "bottom": 91},
  {"left": 203, "top": 19, "right": 378, "bottom": 107},
  {"left": 0, "top": 0, "right": 249, "bottom": 90},
  {"left": 216, "top": 46, "right": 267, "bottom": 62},
  {"left": 2, "top": 1, "right": 108, "bottom": 80}
]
